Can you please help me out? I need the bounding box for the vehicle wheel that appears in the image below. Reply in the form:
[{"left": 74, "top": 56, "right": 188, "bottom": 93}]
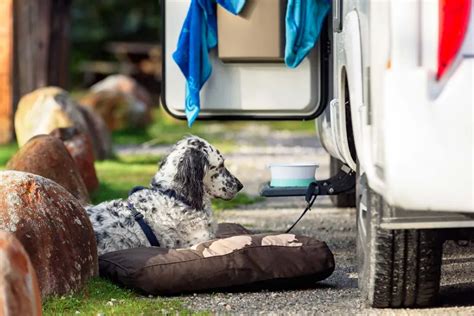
[
  {"left": 356, "top": 173, "right": 443, "bottom": 308},
  {"left": 329, "top": 156, "right": 356, "bottom": 207}
]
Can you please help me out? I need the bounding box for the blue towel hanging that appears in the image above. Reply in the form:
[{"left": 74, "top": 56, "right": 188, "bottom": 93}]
[
  {"left": 285, "top": 0, "right": 331, "bottom": 68},
  {"left": 173, "top": 0, "right": 330, "bottom": 126},
  {"left": 172, "top": 0, "right": 245, "bottom": 127}
]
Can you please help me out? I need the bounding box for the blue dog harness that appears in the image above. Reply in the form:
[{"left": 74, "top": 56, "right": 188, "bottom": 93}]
[{"left": 127, "top": 186, "right": 160, "bottom": 247}]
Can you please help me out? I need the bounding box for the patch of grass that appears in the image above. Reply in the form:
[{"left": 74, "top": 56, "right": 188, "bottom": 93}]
[
  {"left": 42, "top": 278, "right": 189, "bottom": 316},
  {"left": 264, "top": 120, "right": 316, "bottom": 133},
  {"left": 112, "top": 127, "right": 151, "bottom": 146},
  {"left": 212, "top": 193, "right": 264, "bottom": 211},
  {"left": 111, "top": 107, "right": 209, "bottom": 145},
  {"left": 0, "top": 143, "right": 17, "bottom": 168},
  {"left": 116, "top": 153, "right": 163, "bottom": 165},
  {"left": 91, "top": 160, "right": 157, "bottom": 204},
  {"left": 112, "top": 107, "right": 315, "bottom": 147}
]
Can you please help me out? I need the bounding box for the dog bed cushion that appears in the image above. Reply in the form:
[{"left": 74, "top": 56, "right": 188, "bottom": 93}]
[
  {"left": 214, "top": 222, "right": 252, "bottom": 238},
  {"left": 99, "top": 224, "right": 335, "bottom": 295}
]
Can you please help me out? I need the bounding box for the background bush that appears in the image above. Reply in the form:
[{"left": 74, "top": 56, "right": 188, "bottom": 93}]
[{"left": 70, "top": 0, "right": 161, "bottom": 87}]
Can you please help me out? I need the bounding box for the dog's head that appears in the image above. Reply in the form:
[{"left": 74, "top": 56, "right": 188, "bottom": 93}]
[{"left": 153, "top": 136, "right": 243, "bottom": 209}]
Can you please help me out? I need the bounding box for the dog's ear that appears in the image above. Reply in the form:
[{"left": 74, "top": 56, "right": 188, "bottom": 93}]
[{"left": 174, "top": 148, "right": 208, "bottom": 210}]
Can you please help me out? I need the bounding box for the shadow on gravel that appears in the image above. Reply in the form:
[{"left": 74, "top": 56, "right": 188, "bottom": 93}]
[
  {"left": 439, "top": 282, "right": 474, "bottom": 307},
  {"left": 439, "top": 242, "right": 474, "bottom": 307},
  {"left": 326, "top": 268, "right": 359, "bottom": 289}
]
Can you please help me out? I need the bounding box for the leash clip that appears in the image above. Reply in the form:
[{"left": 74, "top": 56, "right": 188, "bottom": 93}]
[{"left": 305, "top": 182, "right": 319, "bottom": 203}]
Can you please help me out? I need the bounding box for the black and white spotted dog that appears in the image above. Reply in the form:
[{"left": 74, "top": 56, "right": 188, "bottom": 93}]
[{"left": 86, "top": 136, "right": 243, "bottom": 255}]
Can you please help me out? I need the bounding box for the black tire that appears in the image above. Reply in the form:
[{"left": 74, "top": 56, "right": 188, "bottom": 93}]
[
  {"left": 356, "top": 174, "right": 443, "bottom": 308},
  {"left": 329, "top": 156, "right": 356, "bottom": 207}
]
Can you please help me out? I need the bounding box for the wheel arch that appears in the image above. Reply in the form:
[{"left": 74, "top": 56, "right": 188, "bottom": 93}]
[
  {"left": 336, "top": 10, "right": 364, "bottom": 171},
  {"left": 340, "top": 67, "right": 358, "bottom": 164}
]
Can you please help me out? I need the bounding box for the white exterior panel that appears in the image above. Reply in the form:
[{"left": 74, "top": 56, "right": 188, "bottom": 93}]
[{"left": 383, "top": 60, "right": 473, "bottom": 213}]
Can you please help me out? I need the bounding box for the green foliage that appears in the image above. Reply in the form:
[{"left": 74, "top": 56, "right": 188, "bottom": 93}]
[
  {"left": 0, "top": 143, "right": 17, "bottom": 168},
  {"left": 42, "top": 278, "right": 188, "bottom": 316},
  {"left": 212, "top": 194, "right": 264, "bottom": 213},
  {"left": 91, "top": 159, "right": 158, "bottom": 204},
  {"left": 116, "top": 153, "right": 164, "bottom": 165},
  {"left": 265, "top": 120, "right": 316, "bottom": 133},
  {"left": 70, "top": 0, "right": 161, "bottom": 86},
  {"left": 71, "top": 1, "right": 161, "bottom": 43}
]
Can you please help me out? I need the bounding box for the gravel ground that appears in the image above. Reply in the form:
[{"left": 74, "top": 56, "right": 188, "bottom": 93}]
[{"left": 117, "top": 127, "right": 474, "bottom": 315}]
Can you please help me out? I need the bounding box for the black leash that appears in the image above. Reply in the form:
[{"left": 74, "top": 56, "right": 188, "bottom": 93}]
[
  {"left": 285, "top": 182, "right": 319, "bottom": 233},
  {"left": 127, "top": 186, "right": 160, "bottom": 247},
  {"left": 126, "top": 184, "right": 198, "bottom": 247}
]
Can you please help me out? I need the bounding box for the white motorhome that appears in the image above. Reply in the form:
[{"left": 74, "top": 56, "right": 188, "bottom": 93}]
[{"left": 162, "top": 0, "right": 473, "bottom": 307}]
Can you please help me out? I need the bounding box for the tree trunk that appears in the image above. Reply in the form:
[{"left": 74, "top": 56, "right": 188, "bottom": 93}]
[
  {"left": 14, "top": 0, "right": 71, "bottom": 95},
  {"left": 0, "top": 0, "right": 72, "bottom": 144},
  {"left": 0, "top": 0, "right": 13, "bottom": 144}
]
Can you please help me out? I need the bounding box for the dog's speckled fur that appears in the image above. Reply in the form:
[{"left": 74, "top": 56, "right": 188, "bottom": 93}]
[{"left": 86, "top": 136, "right": 243, "bottom": 255}]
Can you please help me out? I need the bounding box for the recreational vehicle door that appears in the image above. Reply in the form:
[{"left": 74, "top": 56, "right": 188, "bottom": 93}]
[{"left": 161, "top": 0, "right": 329, "bottom": 120}]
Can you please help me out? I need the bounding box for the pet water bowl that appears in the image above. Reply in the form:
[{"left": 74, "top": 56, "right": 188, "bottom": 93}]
[{"left": 269, "top": 163, "right": 319, "bottom": 187}]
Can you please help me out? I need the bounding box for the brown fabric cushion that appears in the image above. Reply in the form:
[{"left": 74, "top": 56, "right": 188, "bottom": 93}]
[
  {"left": 215, "top": 222, "right": 252, "bottom": 238},
  {"left": 99, "top": 228, "right": 335, "bottom": 295}
]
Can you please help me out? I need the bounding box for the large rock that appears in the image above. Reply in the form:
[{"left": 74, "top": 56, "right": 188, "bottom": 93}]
[
  {"left": 80, "top": 75, "right": 153, "bottom": 131},
  {"left": 0, "top": 171, "right": 98, "bottom": 297},
  {"left": 6, "top": 135, "right": 90, "bottom": 205},
  {"left": 91, "top": 74, "right": 153, "bottom": 112},
  {"left": 50, "top": 127, "right": 99, "bottom": 193},
  {"left": 14, "top": 87, "right": 88, "bottom": 147},
  {"left": 0, "top": 231, "right": 42, "bottom": 316},
  {"left": 14, "top": 86, "right": 112, "bottom": 160},
  {"left": 76, "top": 105, "right": 112, "bottom": 160}
]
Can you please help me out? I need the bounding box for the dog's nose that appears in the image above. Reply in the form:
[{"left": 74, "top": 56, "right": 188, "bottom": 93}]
[{"left": 236, "top": 179, "right": 243, "bottom": 191}]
